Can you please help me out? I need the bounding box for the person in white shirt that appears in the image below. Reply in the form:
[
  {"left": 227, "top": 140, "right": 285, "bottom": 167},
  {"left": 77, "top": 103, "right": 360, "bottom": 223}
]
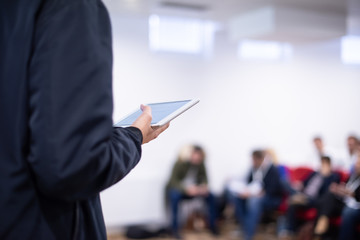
[
  {"left": 306, "top": 137, "right": 334, "bottom": 170},
  {"left": 341, "top": 135, "right": 359, "bottom": 173}
]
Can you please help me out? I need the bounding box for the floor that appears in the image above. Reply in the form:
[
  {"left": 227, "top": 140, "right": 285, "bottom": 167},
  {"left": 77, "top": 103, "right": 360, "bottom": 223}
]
[{"left": 107, "top": 220, "right": 278, "bottom": 240}]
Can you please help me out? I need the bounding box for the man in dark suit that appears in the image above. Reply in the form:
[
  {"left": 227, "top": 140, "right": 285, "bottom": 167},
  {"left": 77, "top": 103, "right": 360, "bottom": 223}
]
[
  {"left": 0, "top": 0, "right": 168, "bottom": 239},
  {"left": 229, "top": 150, "right": 284, "bottom": 240}
]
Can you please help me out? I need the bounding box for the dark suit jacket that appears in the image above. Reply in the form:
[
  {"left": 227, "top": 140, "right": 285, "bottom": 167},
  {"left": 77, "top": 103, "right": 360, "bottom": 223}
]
[
  {"left": 247, "top": 164, "right": 284, "bottom": 198},
  {"left": 303, "top": 172, "right": 340, "bottom": 198},
  {"left": 0, "top": 0, "right": 143, "bottom": 239}
]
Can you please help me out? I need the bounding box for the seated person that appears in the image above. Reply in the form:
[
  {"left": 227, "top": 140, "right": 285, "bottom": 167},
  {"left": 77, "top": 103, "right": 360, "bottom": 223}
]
[
  {"left": 228, "top": 150, "right": 284, "bottom": 240},
  {"left": 314, "top": 153, "right": 360, "bottom": 240},
  {"left": 166, "top": 145, "right": 217, "bottom": 238},
  {"left": 279, "top": 156, "right": 340, "bottom": 238}
]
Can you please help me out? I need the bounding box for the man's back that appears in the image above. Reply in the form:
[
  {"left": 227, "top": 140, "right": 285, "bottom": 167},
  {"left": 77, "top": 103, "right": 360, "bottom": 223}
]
[
  {"left": 0, "top": 0, "right": 144, "bottom": 238},
  {"left": 0, "top": 1, "right": 50, "bottom": 238}
]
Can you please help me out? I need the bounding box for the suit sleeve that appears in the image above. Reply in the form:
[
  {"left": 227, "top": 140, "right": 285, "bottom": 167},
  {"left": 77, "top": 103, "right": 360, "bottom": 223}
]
[
  {"left": 247, "top": 170, "right": 253, "bottom": 184},
  {"left": 354, "top": 186, "right": 360, "bottom": 202},
  {"left": 264, "top": 166, "right": 284, "bottom": 197},
  {"left": 27, "top": 0, "right": 142, "bottom": 201}
]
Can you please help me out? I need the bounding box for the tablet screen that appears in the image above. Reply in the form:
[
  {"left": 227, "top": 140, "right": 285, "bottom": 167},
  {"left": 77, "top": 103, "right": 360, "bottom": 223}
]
[{"left": 115, "top": 100, "right": 191, "bottom": 127}]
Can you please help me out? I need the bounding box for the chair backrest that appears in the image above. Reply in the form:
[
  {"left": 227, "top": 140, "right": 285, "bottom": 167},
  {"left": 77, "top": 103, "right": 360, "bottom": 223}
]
[
  {"left": 334, "top": 170, "right": 350, "bottom": 183},
  {"left": 288, "top": 167, "right": 314, "bottom": 183}
]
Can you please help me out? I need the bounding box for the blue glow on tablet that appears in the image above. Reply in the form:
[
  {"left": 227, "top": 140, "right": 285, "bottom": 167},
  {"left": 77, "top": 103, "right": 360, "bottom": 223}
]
[{"left": 116, "top": 100, "right": 190, "bottom": 126}]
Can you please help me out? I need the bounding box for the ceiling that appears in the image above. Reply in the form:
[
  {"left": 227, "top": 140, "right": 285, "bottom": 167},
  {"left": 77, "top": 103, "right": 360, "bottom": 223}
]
[
  {"left": 103, "top": 0, "right": 348, "bottom": 21},
  {"left": 102, "top": 0, "right": 360, "bottom": 42}
]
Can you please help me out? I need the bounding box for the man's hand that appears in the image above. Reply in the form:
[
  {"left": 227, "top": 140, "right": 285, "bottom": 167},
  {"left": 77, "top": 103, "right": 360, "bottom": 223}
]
[
  {"left": 186, "top": 185, "right": 199, "bottom": 196},
  {"left": 131, "top": 105, "right": 169, "bottom": 144},
  {"left": 330, "top": 183, "right": 353, "bottom": 197},
  {"left": 239, "top": 191, "right": 250, "bottom": 199},
  {"left": 198, "top": 184, "right": 209, "bottom": 196},
  {"left": 290, "top": 193, "right": 308, "bottom": 205},
  {"left": 329, "top": 182, "right": 338, "bottom": 194},
  {"left": 292, "top": 181, "right": 304, "bottom": 191}
]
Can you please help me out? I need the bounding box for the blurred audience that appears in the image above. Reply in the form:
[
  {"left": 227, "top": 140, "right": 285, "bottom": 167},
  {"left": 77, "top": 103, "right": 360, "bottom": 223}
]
[
  {"left": 279, "top": 156, "right": 340, "bottom": 239},
  {"left": 313, "top": 153, "right": 360, "bottom": 240},
  {"left": 228, "top": 150, "right": 284, "bottom": 240},
  {"left": 162, "top": 135, "right": 359, "bottom": 239},
  {"left": 166, "top": 145, "right": 217, "bottom": 239}
]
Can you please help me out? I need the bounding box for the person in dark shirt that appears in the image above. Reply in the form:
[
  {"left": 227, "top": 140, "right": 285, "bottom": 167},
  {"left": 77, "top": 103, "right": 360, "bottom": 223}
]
[
  {"left": 166, "top": 145, "right": 217, "bottom": 239},
  {"left": 0, "top": 0, "right": 168, "bottom": 239},
  {"left": 314, "top": 154, "right": 360, "bottom": 240},
  {"left": 229, "top": 150, "right": 284, "bottom": 240},
  {"left": 279, "top": 156, "right": 340, "bottom": 238}
]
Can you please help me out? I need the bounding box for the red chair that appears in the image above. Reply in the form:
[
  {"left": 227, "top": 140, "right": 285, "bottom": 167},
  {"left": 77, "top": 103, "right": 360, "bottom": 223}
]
[
  {"left": 288, "top": 167, "right": 317, "bottom": 221},
  {"left": 288, "top": 167, "right": 314, "bottom": 183},
  {"left": 276, "top": 167, "right": 314, "bottom": 216},
  {"left": 277, "top": 196, "right": 288, "bottom": 214}
]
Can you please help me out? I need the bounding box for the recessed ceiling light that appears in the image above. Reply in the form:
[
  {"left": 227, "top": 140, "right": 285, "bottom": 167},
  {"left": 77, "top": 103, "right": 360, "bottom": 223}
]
[{"left": 341, "top": 35, "right": 360, "bottom": 65}]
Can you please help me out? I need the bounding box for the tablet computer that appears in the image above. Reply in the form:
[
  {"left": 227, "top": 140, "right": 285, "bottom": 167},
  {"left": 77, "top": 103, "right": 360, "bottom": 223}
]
[{"left": 114, "top": 99, "right": 199, "bottom": 128}]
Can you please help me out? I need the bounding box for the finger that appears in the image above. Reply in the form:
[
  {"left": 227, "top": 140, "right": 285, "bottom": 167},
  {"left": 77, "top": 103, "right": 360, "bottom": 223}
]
[
  {"left": 151, "top": 125, "right": 160, "bottom": 130},
  {"left": 150, "top": 123, "right": 169, "bottom": 140},
  {"left": 155, "top": 122, "right": 170, "bottom": 135},
  {"left": 140, "top": 104, "right": 152, "bottom": 116},
  {"left": 138, "top": 105, "right": 152, "bottom": 123}
]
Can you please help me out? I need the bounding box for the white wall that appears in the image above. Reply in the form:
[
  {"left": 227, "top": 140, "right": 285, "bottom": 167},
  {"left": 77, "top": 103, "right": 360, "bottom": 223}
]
[{"left": 101, "top": 14, "right": 360, "bottom": 228}]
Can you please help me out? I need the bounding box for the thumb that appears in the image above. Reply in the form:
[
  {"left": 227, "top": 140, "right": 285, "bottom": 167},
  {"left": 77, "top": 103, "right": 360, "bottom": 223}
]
[
  {"left": 139, "top": 104, "right": 152, "bottom": 125},
  {"left": 140, "top": 104, "right": 152, "bottom": 116}
]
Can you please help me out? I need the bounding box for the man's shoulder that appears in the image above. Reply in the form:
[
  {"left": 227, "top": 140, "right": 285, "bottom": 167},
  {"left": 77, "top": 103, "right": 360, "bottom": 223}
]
[
  {"left": 267, "top": 164, "right": 279, "bottom": 174},
  {"left": 264, "top": 164, "right": 282, "bottom": 181},
  {"left": 44, "top": 0, "right": 96, "bottom": 5},
  {"left": 40, "top": 0, "right": 99, "bottom": 15}
]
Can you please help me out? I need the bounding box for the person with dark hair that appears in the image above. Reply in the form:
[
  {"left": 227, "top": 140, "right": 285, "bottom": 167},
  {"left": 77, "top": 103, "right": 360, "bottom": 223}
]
[
  {"left": 342, "top": 135, "right": 359, "bottom": 172},
  {"left": 279, "top": 156, "right": 340, "bottom": 239},
  {"left": 166, "top": 145, "right": 217, "bottom": 239},
  {"left": 313, "top": 154, "right": 360, "bottom": 240},
  {"left": 307, "top": 137, "right": 334, "bottom": 170},
  {"left": 0, "top": 1, "right": 169, "bottom": 239},
  {"left": 229, "top": 150, "right": 284, "bottom": 240}
]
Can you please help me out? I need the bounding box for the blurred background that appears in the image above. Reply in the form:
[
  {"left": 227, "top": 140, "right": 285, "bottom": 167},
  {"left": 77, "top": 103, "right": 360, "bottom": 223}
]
[{"left": 100, "top": 0, "right": 360, "bottom": 232}]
